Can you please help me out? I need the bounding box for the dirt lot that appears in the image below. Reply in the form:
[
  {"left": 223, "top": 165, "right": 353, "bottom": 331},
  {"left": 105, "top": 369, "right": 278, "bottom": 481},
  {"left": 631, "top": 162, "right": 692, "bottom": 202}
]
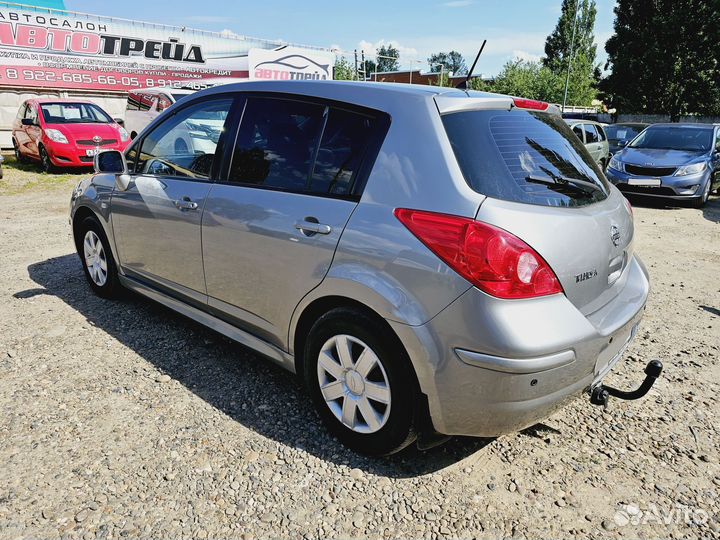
[{"left": 1, "top": 158, "right": 719, "bottom": 539}]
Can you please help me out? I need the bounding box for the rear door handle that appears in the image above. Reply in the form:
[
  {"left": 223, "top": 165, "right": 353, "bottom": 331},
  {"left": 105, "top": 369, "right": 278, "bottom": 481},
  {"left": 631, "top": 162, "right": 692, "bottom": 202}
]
[
  {"left": 294, "top": 220, "right": 332, "bottom": 235},
  {"left": 174, "top": 196, "right": 198, "bottom": 211}
]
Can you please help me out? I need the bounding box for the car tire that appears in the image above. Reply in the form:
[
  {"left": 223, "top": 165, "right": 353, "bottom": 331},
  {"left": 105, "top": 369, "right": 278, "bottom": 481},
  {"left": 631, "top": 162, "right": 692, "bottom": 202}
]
[
  {"left": 39, "top": 145, "right": 56, "bottom": 174},
  {"left": 12, "top": 139, "right": 26, "bottom": 163},
  {"left": 76, "top": 215, "right": 122, "bottom": 298},
  {"left": 691, "top": 179, "right": 711, "bottom": 208},
  {"left": 303, "top": 307, "right": 418, "bottom": 456}
]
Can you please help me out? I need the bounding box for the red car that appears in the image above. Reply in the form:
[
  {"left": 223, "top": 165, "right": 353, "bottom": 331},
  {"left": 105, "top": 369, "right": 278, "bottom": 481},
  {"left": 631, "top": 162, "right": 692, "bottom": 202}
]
[{"left": 11, "top": 99, "right": 130, "bottom": 172}]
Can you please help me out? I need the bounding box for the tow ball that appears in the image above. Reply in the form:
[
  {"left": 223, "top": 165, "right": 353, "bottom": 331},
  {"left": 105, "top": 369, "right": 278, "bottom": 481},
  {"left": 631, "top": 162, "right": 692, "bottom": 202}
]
[{"left": 590, "top": 360, "right": 663, "bottom": 409}]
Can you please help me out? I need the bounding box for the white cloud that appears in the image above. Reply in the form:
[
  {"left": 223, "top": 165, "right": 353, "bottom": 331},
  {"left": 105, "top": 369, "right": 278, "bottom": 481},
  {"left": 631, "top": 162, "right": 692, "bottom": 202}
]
[
  {"left": 441, "top": 0, "right": 475, "bottom": 7},
  {"left": 357, "top": 39, "right": 418, "bottom": 61},
  {"left": 512, "top": 49, "right": 542, "bottom": 63}
]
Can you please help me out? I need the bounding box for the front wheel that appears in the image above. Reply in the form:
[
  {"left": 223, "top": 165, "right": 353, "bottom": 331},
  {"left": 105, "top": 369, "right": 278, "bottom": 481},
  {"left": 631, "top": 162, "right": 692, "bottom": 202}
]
[
  {"left": 12, "top": 139, "right": 26, "bottom": 163},
  {"left": 303, "top": 308, "right": 418, "bottom": 455},
  {"left": 691, "top": 179, "right": 711, "bottom": 208},
  {"left": 76, "top": 216, "right": 122, "bottom": 298},
  {"left": 39, "top": 146, "right": 55, "bottom": 173}
]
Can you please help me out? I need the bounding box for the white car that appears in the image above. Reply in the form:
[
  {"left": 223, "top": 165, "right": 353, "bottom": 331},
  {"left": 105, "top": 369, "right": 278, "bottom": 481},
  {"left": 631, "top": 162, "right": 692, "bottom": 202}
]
[{"left": 124, "top": 88, "right": 195, "bottom": 140}]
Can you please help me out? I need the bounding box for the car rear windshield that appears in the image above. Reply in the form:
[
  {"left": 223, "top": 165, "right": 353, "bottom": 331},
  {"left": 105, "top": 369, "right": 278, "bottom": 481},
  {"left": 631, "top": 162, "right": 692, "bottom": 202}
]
[
  {"left": 40, "top": 103, "right": 112, "bottom": 124},
  {"left": 628, "top": 126, "right": 713, "bottom": 152},
  {"left": 442, "top": 109, "right": 609, "bottom": 208}
]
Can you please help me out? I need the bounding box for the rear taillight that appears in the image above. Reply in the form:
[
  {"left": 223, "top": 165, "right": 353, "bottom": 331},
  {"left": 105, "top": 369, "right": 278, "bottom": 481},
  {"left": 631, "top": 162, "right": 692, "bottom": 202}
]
[
  {"left": 394, "top": 209, "right": 564, "bottom": 299},
  {"left": 512, "top": 98, "right": 549, "bottom": 111}
]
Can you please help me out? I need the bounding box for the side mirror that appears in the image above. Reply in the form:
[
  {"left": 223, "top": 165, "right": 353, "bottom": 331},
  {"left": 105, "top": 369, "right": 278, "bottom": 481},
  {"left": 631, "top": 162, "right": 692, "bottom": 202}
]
[
  {"left": 21, "top": 118, "right": 35, "bottom": 126},
  {"left": 619, "top": 140, "right": 629, "bottom": 147},
  {"left": 114, "top": 118, "right": 125, "bottom": 126},
  {"left": 94, "top": 150, "right": 131, "bottom": 191}
]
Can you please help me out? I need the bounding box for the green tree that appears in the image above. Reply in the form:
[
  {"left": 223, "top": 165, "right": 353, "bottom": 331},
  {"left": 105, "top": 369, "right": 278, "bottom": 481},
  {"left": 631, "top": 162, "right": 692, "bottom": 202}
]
[
  {"left": 489, "top": 60, "right": 563, "bottom": 103},
  {"left": 333, "top": 56, "right": 355, "bottom": 81},
  {"left": 543, "top": 0, "right": 599, "bottom": 106},
  {"left": 376, "top": 44, "right": 400, "bottom": 72},
  {"left": 427, "top": 51, "right": 467, "bottom": 75},
  {"left": 544, "top": 0, "right": 598, "bottom": 73},
  {"left": 602, "top": 0, "right": 720, "bottom": 118},
  {"left": 430, "top": 71, "right": 451, "bottom": 87},
  {"left": 363, "top": 58, "right": 377, "bottom": 79}
]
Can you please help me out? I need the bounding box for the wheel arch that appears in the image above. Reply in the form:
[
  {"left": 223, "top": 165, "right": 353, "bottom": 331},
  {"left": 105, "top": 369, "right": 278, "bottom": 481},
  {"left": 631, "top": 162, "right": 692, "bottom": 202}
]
[
  {"left": 292, "top": 295, "right": 417, "bottom": 387},
  {"left": 71, "top": 205, "right": 99, "bottom": 252}
]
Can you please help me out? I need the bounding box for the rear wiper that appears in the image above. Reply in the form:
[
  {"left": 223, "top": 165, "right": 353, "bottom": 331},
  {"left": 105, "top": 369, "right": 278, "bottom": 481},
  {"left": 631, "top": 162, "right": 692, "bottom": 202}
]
[{"left": 526, "top": 174, "right": 602, "bottom": 194}]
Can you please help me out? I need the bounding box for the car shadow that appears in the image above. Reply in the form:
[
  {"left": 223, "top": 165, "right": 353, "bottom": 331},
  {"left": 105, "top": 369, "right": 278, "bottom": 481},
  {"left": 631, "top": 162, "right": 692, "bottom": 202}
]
[
  {"left": 625, "top": 193, "right": 720, "bottom": 223},
  {"left": 22, "top": 253, "right": 494, "bottom": 477},
  {"left": 701, "top": 196, "right": 720, "bottom": 224}
]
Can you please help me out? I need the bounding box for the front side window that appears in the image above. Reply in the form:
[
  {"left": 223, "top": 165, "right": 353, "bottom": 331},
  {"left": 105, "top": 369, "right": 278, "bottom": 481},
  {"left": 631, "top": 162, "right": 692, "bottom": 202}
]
[
  {"left": 135, "top": 97, "right": 232, "bottom": 179},
  {"left": 443, "top": 109, "right": 609, "bottom": 208},
  {"left": 40, "top": 103, "right": 112, "bottom": 124},
  {"left": 583, "top": 124, "right": 599, "bottom": 143},
  {"left": 229, "top": 97, "right": 325, "bottom": 191}
]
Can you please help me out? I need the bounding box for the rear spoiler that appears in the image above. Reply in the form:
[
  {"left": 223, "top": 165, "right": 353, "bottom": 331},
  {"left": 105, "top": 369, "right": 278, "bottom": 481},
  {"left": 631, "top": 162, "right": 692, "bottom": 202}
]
[{"left": 434, "top": 95, "right": 561, "bottom": 115}]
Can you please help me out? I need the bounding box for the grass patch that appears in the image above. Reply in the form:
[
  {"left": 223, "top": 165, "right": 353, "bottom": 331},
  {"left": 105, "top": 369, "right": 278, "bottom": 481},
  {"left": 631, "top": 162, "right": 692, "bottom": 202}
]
[{"left": 0, "top": 154, "right": 88, "bottom": 195}]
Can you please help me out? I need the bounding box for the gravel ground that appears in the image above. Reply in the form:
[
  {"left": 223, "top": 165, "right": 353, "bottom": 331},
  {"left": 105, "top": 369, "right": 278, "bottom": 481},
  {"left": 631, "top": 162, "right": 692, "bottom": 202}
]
[{"left": 0, "top": 178, "right": 719, "bottom": 539}]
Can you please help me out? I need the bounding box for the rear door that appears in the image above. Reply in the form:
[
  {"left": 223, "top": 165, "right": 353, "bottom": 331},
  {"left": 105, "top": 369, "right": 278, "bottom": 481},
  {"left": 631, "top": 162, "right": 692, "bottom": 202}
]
[
  {"left": 111, "top": 95, "right": 235, "bottom": 303},
  {"left": 202, "top": 95, "right": 384, "bottom": 347}
]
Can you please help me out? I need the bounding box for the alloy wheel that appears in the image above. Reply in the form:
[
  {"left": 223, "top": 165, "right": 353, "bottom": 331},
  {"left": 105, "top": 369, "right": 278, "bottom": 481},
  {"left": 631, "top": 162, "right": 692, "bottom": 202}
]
[
  {"left": 83, "top": 230, "right": 108, "bottom": 286},
  {"left": 316, "top": 334, "right": 391, "bottom": 434}
]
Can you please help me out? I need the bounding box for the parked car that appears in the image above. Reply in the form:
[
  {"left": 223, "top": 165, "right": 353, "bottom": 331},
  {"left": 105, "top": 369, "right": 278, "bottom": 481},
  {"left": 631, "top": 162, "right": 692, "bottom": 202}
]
[
  {"left": 605, "top": 123, "right": 649, "bottom": 155},
  {"left": 565, "top": 119, "right": 610, "bottom": 169},
  {"left": 0, "top": 153, "right": 4, "bottom": 179},
  {"left": 607, "top": 123, "right": 720, "bottom": 207},
  {"left": 124, "top": 88, "right": 195, "bottom": 140},
  {"left": 71, "top": 82, "right": 652, "bottom": 455},
  {"left": 11, "top": 99, "right": 130, "bottom": 172}
]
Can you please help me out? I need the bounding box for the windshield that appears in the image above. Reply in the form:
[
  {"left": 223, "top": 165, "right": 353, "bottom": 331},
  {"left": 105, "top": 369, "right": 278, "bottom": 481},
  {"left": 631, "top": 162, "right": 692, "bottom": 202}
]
[
  {"left": 605, "top": 125, "right": 643, "bottom": 141},
  {"left": 628, "top": 126, "right": 713, "bottom": 152},
  {"left": 442, "top": 109, "right": 609, "bottom": 208},
  {"left": 40, "top": 103, "right": 113, "bottom": 124}
]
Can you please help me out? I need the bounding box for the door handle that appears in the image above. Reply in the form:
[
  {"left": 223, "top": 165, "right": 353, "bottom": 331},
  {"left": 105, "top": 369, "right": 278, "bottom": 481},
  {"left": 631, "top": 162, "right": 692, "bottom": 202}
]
[
  {"left": 174, "top": 197, "right": 198, "bottom": 211},
  {"left": 294, "top": 219, "right": 332, "bottom": 236}
]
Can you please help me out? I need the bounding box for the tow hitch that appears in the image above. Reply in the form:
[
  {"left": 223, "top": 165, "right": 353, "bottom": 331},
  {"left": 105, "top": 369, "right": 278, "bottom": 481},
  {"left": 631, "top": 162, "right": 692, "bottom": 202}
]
[{"left": 590, "top": 360, "right": 663, "bottom": 409}]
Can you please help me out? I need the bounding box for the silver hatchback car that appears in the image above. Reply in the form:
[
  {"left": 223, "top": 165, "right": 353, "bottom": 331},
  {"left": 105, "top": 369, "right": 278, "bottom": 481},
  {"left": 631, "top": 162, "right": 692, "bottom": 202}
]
[{"left": 70, "top": 81, "right": 653, "bottom": 455}]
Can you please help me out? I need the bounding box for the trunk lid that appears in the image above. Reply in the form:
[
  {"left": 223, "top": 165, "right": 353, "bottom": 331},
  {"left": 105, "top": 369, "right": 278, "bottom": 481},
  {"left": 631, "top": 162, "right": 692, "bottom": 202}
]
[{"left": 475, "top": 188, "right": 634, "bottom": 314}]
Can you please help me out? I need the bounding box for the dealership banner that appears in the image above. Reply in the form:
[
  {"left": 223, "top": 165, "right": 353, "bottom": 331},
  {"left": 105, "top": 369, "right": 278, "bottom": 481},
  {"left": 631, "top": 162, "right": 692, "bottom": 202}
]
[
  {"left": 249, "top": 46, "right": 334, "bottom": 81},
  {"left": 0, "top": 2, "right": 331, "bottom": 92}
]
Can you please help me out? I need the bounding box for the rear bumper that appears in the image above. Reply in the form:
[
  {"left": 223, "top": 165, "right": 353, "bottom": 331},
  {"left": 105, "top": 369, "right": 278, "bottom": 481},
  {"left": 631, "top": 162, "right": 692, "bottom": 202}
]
[
  {"left": 390, "top": 254, "right": 650, "bottom": 437},
  {"left": 606, "top": 167, "right": 711, "bottom": 199}
]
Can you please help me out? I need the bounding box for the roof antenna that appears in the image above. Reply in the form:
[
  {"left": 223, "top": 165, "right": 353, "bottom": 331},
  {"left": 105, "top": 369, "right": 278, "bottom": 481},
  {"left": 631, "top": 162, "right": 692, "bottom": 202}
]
[{"left": 459, "top": 39, "right": 486, "bottom": 90}]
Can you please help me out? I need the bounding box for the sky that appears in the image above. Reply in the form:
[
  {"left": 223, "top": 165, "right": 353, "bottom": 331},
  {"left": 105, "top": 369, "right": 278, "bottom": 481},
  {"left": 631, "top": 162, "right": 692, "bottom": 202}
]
[{"left": 64, "top": 0, "right": 618, "bottom": 77}]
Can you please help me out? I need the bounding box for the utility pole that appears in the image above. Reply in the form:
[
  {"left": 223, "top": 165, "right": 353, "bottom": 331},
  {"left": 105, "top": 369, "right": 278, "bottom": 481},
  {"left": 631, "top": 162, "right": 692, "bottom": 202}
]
[{"left": 562, "top": 0, "right": 581, "bottom": 113}]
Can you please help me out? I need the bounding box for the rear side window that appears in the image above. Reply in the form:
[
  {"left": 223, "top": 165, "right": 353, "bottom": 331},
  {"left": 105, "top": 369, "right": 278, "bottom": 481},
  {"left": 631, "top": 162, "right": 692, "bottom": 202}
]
[
  {"left": 583, "top": 124, "right": 599, "bottom": 143},
  {"left": 229, "top": 97, "right": 380, "bottom": 197},
  {"left": 442, "top": 110, "right": 609, "bottom": 208},
  {"left": 309, "top": 108, "right": 375, "bottom": 196}
]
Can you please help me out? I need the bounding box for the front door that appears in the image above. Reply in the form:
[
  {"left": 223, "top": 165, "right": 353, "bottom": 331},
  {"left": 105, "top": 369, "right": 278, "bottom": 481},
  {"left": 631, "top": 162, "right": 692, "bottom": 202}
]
[
  {"left": 111, "top": 96, "right": 234, "bottom": 302},
  {"left": 202, "top": 96, "right": 381, "bottom": 347}
]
